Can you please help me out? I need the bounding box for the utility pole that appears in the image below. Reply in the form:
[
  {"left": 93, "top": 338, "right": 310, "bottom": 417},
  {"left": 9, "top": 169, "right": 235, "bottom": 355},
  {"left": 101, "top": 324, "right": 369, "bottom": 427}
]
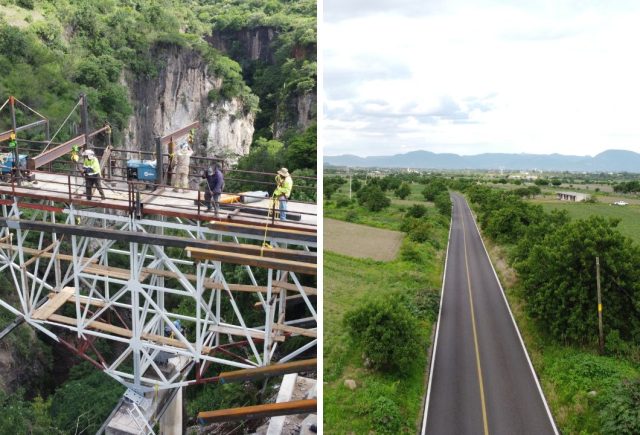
[{"left": 596, "top": 256, "right": 604, "bottom": 355}]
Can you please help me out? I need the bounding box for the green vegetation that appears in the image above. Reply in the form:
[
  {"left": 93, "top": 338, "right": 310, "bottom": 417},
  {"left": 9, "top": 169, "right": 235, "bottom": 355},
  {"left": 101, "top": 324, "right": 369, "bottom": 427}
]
[
  {"left": 538, "top": 202, "right": 640, "bottom": 245},
  {"left": 324, "top": 174, "right": 449, "bottom": 433}
]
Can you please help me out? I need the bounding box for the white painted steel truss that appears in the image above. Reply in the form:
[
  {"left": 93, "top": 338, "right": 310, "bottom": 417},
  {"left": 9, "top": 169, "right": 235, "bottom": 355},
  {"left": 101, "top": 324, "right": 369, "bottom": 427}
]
[{"left": 0, "top": 196, "right": 317, "bottom": 393}]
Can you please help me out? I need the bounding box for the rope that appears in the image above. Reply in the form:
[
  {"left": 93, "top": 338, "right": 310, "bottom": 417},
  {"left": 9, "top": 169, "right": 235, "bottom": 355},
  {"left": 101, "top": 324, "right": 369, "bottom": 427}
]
[
  {"left": 260, "top": 195, "right": 277, "bottom": 256},
  {"left": 42, "top": 98, "right": 82, "bottom": 153},
  {"left": 0, "top": 98, "right": 9, "bottom": 114}
]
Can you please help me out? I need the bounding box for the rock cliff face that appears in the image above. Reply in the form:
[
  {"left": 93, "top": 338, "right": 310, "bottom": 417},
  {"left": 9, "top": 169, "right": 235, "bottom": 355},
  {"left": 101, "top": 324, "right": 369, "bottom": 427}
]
[
  {"left": 208, "top": 28, "right": 316, "bottom": 138},
  {"left": 208, "top": 26, "right": 276, "bottom": 63},
  {"left": 123, "top": 44, "right": 254, "bottom": 160}
]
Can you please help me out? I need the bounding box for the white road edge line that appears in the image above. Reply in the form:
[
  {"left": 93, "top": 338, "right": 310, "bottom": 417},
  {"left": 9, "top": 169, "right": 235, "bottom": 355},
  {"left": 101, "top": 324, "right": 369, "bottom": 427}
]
[
  {"left": 464, "top": 198, "right": 560, "bottom": 435},
  {"left": 421, "top": 196, "right": 454, "bottom": 435}
]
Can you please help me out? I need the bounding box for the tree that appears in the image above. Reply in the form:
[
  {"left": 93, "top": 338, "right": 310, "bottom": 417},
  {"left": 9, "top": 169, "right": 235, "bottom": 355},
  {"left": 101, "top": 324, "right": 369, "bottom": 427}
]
[
  {"left": 395, "top": 182, "right": 411, "bottom": 199},
  {"left": 516, "top": 216, "right": 640, "bottom": 345},
  {"left": 344, "top": 296, "right": 421, "bottom": 373},
  {"left": 434, "top": 192, "right": 451, "bottom": 217},
  {"left": 357, "top": 184, "right": 390, "bottom": 212}
]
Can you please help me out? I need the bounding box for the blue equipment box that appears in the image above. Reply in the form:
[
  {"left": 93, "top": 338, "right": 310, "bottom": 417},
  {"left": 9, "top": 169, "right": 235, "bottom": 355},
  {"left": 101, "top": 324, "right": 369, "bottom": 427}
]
[
  {"left": 127, "top": 159, "right": 157, "bottom": 181},
  {"left": 0, "top": 154, "right": 27, "bottom": 174}
]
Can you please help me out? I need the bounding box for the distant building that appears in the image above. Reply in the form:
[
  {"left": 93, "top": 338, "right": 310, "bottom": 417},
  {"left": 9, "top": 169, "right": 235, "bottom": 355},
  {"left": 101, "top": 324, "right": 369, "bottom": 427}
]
[{"left": 557, "top": 191, "right": 590, "bottom": 202}]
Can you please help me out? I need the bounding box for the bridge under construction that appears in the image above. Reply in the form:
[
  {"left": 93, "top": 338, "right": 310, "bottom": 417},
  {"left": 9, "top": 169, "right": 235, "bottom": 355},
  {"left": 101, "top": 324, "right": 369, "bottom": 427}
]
[{"left": 0, "top": 95, "right": 317, "bottom": 433}]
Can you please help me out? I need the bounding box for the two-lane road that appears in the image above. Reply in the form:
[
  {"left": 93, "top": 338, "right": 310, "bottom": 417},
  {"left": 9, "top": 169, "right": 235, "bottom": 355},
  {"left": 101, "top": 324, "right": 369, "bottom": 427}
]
[{"left": 422, "top": 193, "right": 557, "bottom": 435}]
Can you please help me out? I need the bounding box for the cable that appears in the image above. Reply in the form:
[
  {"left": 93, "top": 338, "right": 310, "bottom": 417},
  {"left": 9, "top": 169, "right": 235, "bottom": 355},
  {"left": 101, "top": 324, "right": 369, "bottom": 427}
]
[{"left": 42, "top": 98, "right": 82, "bottom": 153}]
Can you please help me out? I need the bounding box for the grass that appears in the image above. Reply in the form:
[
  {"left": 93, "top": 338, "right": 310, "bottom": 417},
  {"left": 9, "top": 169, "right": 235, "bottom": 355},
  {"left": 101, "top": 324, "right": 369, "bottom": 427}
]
[
  {"left": 323, "top": 183, "right": 449, "bottom": 433},
  {"left": 482, "top": 231, "right": 640, "bottom": 434},
  {"left": 533, "top": 201, "right": 640, "bottom": 245}
]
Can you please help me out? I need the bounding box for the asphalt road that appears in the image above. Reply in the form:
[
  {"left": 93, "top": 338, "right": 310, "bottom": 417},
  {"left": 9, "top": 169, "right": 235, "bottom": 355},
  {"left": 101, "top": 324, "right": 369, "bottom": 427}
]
[{"left": 422, "top": 193, "right": 558, "bottom": 435}]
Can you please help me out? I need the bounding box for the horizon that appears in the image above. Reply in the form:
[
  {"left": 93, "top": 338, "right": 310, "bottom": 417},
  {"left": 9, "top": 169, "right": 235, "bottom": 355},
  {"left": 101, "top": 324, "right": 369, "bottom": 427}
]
[{"left": 325, "top": 148, "right": 639, "bottom": 158}]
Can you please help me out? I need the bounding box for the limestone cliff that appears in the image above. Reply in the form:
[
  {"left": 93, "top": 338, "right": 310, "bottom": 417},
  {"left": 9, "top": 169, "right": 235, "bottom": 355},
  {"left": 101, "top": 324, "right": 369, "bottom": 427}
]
[
  {"left": 208, "top": 27, "right": 316, "bottom": 139},
  {"left": 123, "top": 44, "right": 254, "bottom": 160}
]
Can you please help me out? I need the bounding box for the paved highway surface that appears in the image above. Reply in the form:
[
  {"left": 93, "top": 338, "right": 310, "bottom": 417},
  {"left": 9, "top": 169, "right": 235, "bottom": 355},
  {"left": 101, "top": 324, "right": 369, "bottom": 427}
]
[{"left": 422, "top": 193, "right": 558, "bottom": 435}]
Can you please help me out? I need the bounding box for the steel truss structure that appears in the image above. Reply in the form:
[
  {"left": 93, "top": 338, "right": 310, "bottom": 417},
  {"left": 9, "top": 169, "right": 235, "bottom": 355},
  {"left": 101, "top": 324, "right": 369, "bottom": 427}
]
[{"left": 0, "top": 194, "right": 317, "bottom": 394}]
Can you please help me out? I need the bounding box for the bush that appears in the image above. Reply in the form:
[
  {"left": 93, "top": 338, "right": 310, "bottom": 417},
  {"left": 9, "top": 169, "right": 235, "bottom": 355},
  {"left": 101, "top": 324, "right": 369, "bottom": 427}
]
[
  {"left": 357, "top": 184, "right": 390, "bottom": 212},
  {"left": 335, "top": 196, "right": 352, "bottom": 208},
  {"left": 434, "top": 192, "right": 451, "bottom": 217},
  {"left": 370, "top": 396, "right": 402, "bottom": 434},
  {"left": 344, "top": 296, "right": 420, "bottom": 373},
  {"left": 409, "top": 221, "right": 432, "bottom": 243},
  {"left": 345, "top": 210, "right": 358, "bottom": 222},
  {"left": 406, "top": 204, "right": 427, "bottom": 218},
  {"left": 395, "top": 182, "right": 411, "bottom": 199},
  {"left": 400, "top": 240, "right": 422, "bottom": 263},
  {"left": 601, "top": 379, "right": 640, "bottom": 435}
]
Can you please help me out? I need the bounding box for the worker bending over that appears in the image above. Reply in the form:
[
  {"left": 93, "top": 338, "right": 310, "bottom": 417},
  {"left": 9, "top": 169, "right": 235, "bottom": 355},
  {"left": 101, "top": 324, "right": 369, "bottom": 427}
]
[
  {"left": 173, "top": 142, "right": 193, "bottom": 193},
  {"left": 274, "top": 167, "right": 293, "bottom": 221},
  {"left": 202, "top": 165, "right": 224, "bottom": 216},
  {"left": 82, "top": 149, "right": 105, "bottom": 201}
]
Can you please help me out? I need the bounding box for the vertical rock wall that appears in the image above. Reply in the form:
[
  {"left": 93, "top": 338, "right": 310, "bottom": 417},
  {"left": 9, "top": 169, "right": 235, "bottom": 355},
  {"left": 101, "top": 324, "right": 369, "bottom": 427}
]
[{"left": 123, "top": 44, "right": 254, "bottom": 160}]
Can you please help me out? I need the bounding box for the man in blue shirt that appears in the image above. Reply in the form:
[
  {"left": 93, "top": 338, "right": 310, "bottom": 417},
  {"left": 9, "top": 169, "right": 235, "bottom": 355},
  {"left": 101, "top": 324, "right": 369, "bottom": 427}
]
[{"left": 202, "top": 165, "right": 224, "bottom": 216}]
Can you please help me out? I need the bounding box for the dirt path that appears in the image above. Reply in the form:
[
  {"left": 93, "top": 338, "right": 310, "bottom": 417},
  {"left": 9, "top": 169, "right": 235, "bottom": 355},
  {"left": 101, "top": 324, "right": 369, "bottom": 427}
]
[{"left": 324, "top": 218, "right": 403, "bottom": 261}]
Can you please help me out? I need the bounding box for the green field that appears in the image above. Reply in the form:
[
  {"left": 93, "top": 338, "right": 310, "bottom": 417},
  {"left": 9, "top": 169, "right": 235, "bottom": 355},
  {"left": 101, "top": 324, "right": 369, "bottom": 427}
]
[{"left": 534, "top": 201, "right": 640, "bottom": 245}]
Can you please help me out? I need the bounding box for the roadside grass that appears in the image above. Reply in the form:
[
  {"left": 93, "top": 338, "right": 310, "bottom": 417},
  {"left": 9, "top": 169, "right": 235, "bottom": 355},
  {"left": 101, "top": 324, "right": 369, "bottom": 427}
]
[
  {"left": 323, "top": 185, "right": 449, "bottom": 433},
  {"left": 533, "top": 201, "right": 640, "bottom": 245},
  {"left": 323, "top": 247, "right": 444, "bottom": 433},
  {"left": 482, "top": 237, "right": 640, "bottom": 434}
]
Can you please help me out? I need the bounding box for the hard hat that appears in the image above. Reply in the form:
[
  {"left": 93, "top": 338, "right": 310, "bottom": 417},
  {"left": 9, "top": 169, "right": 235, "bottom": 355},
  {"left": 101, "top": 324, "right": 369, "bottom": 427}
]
[
  {"left": 207, "top": 167, "right": 214, "bottom": 176},
  {"left": 277, "top": 168, "right": 289, "bottom": 177},
  {"left": 82, "top": 149, "right": 95, "bottom": 157}
]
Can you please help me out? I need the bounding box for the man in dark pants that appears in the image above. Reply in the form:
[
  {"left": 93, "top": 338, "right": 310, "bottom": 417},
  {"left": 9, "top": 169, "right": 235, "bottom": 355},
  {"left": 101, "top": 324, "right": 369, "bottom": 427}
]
[
  {"left": 82, "top": 149, "right": 105, "bottom": 201},
  {"left": 202, "top": 165, "right": 224, "bottom": 216}
]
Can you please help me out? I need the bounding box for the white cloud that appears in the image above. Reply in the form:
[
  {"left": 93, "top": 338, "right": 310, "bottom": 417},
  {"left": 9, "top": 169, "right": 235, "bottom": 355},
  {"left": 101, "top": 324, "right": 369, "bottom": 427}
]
[{"left": 323, "top": 2, "right": 640, "bottom": 157}]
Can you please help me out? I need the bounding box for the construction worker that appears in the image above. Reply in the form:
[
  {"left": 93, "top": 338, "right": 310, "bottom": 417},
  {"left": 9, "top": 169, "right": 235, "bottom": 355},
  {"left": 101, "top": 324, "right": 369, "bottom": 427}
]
[
  {"left": 201, "top": 165, "right": 224, "bottom": 215},
  {"left": 274, "top": 167, "right": 293, "bottom": 221},
  {"left": 173, "top": 141, "right": 193, "bottom": 193},
  {"left": 82, "top": 149, "right": 105, "bottom": 201}
]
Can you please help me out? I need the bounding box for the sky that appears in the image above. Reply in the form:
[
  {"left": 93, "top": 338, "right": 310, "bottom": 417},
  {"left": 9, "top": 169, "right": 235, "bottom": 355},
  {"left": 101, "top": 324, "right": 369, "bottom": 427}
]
[{"left": 323, "top": 0, "right": 640, "bottom": 157}]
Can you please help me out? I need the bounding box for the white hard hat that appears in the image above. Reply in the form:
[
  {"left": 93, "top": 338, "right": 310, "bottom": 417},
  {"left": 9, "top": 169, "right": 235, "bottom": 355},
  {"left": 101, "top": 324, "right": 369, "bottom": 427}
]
[{"left": 82, "top": 149, "right": 94, "bottom": 157}]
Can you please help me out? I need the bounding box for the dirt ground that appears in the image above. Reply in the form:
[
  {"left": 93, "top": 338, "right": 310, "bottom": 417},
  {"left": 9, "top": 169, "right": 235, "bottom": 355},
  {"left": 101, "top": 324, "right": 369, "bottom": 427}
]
[{"left": 324, "top": 218, "right": 403, "bottom": 261}]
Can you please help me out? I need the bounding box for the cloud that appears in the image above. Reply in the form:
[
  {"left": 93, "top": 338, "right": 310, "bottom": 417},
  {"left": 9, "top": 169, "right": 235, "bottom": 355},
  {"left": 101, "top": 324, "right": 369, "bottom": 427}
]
[
  {"left": 323, "top": 2, "right": 640, "bottom": 157},
  {"left": 323, "top": 0, "right": 444, "bottom": 22}
]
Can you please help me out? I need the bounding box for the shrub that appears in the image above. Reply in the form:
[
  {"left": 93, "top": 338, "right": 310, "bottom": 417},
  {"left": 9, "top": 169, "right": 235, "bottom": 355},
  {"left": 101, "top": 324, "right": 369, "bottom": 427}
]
[
  {"left": 409, "top": 221, "right": 432, "bottom": 243},
  {"left": 434, "top": 192, "right": 451, "bottom": 217},
  {"left": 400, "top": 240, "right": 422, "bottom": 263},
  {"left": 370, "top": 396, "right": 402, "bottom": 434},
  {"left": 395, "top": 182, "right": 411, "bottom": 199},
  {"left": 601, "top": 379, "right": 640, "bottom": 435},
  {"left": 357, "top": 184, "right": 390, "bottom": 212},
  {"left": 344, "top": 296, "right": 420, "bottom": 373},
  {"left": 345, "top": 210, "right": 358, "bottom": 222},
  {"left": 335, "top": 196, "right": 351, "bottom": 208},
  {"left": 406, "top": 204, "right": 427, "bottom": 218}
]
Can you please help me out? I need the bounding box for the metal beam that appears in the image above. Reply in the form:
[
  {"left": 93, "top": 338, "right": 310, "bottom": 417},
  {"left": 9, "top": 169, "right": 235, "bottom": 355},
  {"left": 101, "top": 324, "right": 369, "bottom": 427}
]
[
  {"left": 27, "top": 126, "right": 110, "bottom": 170},
  {"left": 186, "top": 247, "right": 317, "bottom": 275},
  {"left": 197, "top": 399, "right": 317, "bottom": 424},
  {"left": 159, "top": 121, "right": 199, "bottom": 146},
  {"left": 218, "top": 358, "right": 317, "bottom": 383},
  {"left": 0, "top": 119, "right": 48, "bottom": 142},
  {"left": 0, "top": 219, "right": 316, "bottom": 265}
]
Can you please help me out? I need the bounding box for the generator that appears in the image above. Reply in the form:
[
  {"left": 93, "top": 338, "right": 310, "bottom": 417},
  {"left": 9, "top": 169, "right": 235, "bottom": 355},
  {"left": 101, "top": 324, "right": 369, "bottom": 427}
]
[
  {"left": 126, "top": 159, "right": 157, "bottom": 182},
  {"left": 0, "top": 153, "right": 27, "bottom": 174}
]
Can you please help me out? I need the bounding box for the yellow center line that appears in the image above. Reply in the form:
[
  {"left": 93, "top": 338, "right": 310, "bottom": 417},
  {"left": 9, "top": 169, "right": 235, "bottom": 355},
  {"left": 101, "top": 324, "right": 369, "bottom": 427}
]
[{"left": 461, "top": 208, "right": 490, "bottom": 435}]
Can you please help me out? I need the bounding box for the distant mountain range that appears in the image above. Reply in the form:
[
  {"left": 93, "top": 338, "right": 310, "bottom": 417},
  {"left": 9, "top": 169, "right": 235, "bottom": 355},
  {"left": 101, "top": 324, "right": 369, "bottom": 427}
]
[{"left": 324, "top": 149, "right": 640, "bottom": 172}]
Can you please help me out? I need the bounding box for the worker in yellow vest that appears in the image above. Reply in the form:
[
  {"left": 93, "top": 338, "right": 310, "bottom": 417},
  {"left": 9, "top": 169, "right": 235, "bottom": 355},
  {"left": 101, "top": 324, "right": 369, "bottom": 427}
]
[
  {"left": 82, "top": 150, "right": 106, "bottom": 201},
  {"left": 273, "top": 167, "right": 293, "bottom": 221}
]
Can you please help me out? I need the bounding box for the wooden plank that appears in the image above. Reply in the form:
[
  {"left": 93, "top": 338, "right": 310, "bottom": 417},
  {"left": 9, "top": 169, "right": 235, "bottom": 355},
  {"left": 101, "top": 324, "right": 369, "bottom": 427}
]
[
  {"left": 81, "top": 263, "right": 149, "bottom": 281},
  {"left": 272, "top": 323, "right": 317, "bottom": 338},
  {"left": 273, "top": 281, "right": 317, "bottom": 296},
  {"left": 218, "top": 358, "right": 317, "bottom": 383},
  {"left": 197, "top": 399, "right": 317, "bottom": 424},
  {"left": 142, "top": 268, "right": 312, "bottom": 294},
  {"left": 210, "top": 325, "right": 285, "bottom": 342},
  {"left": 46, "top": 313, "right": 214, "bottom": 353},
  {"left": 186, "top": 247, "right": 317, "bottom": 275},
  {"left": 22, "top": 241, "right": 57, "bottom": 268},
  {"left": 32, "top": 287, "right": 74, "bottom": 320}
]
